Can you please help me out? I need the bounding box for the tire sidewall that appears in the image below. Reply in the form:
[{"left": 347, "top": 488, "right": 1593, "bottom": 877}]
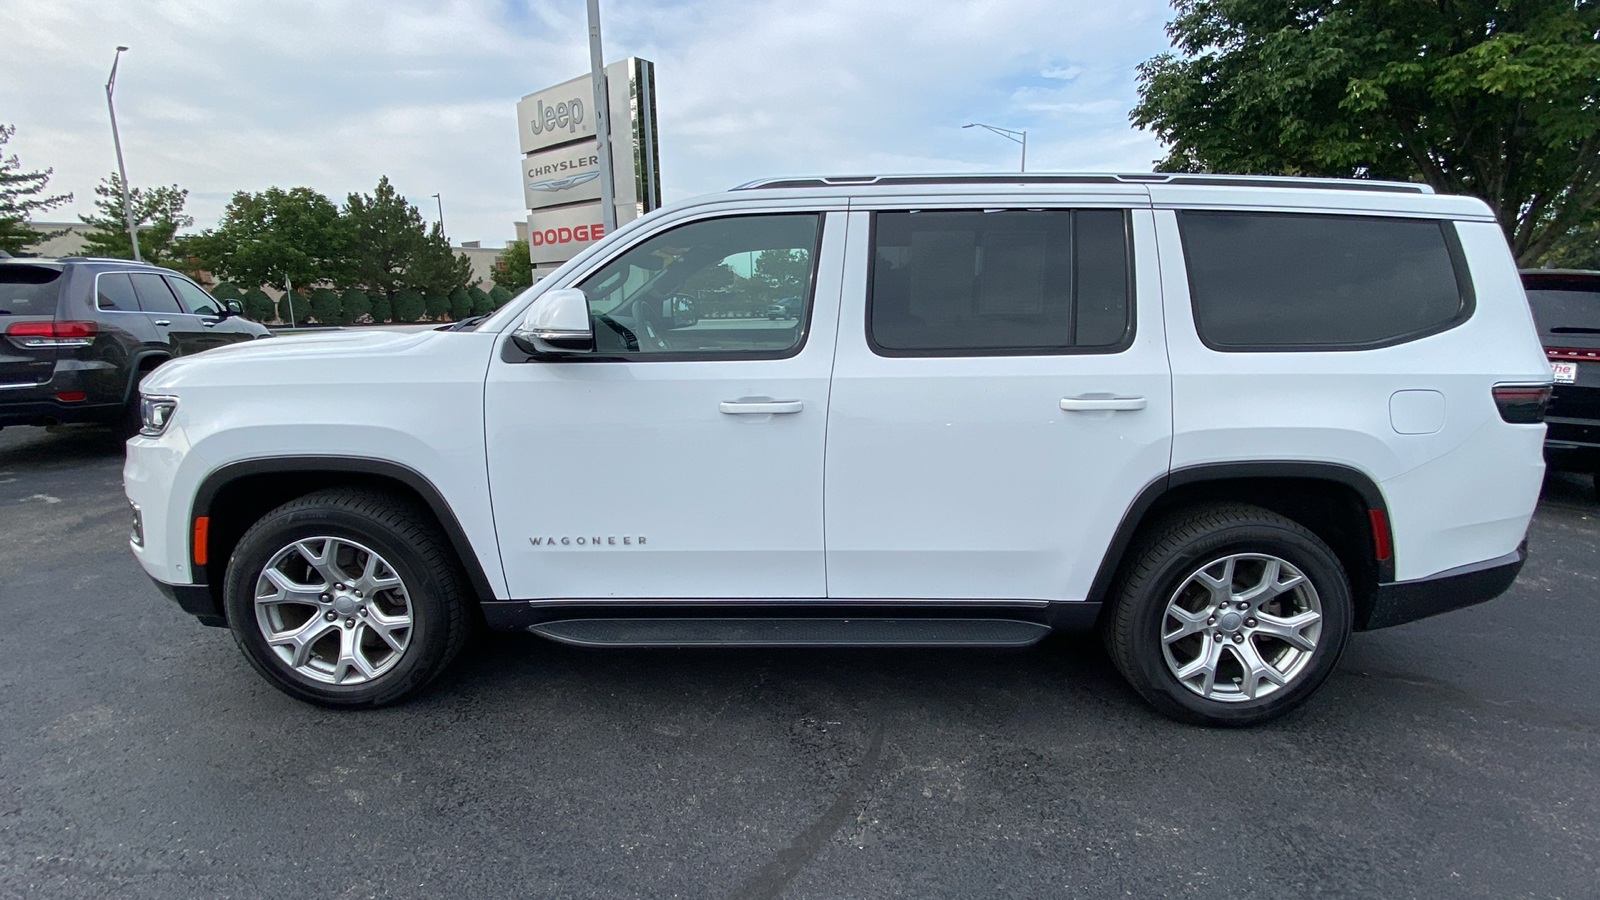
[
  {"left": 1124, "top": 521, "right": 1353, "bottom": 726},
  {"left": 224, "top": 504, "right": 450, "bottom": 707}
]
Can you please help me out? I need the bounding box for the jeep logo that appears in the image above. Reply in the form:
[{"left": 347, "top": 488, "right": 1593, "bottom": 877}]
[{"left": 529, "top": 98, "right": 585, "bottom": 136}]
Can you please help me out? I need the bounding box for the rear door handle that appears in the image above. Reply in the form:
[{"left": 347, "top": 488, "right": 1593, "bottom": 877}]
[
  {"left": 1060, "top": 395, "right": 1147, "bottom": 412},
  {"left": 720, "top": 400, "right": 803, "bottom": 415},
  {"left": 153, "top": 319, "right": 172, "bottom": 327}
]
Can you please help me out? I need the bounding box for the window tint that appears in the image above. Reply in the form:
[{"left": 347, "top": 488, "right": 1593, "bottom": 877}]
[
  {"left": 96, "top": 272, "right": 139, "bottom": 311},
  {"left": 575, "top": 213, "right": 821, "bottom": 357},
  {"left": 166, "top": 277, "right": 220, "bottom": 315},
  {"left": 0, "top": 265, "right": 62, "bottom": 316},
  {"left": 1525, "top": 289, "right": 1600, "bottom": 339},
  {"left": 128, "top": 273, "right": 183, "bottom": 314},
  {"left": 868, "top": 209, "right": 1131, "bottom": 356},
  {"left": 1178, "top": 211, "right": 1471, "bottom": 351}
]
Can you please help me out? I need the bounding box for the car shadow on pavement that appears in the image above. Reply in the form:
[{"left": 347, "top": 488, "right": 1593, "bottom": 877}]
[{"left": 0, "top": 424, "right": 126, "bottom": 470}]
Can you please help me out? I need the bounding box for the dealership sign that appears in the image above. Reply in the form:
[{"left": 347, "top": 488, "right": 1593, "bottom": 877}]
[{"left": 515, "top": 58, "right": 660, "bottom": 266}]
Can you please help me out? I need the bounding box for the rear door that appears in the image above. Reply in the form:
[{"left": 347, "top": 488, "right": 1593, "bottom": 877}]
[
  {"left": 822, "top": 195, "right": 1172, "bottom": 602},
  {"left": 127, "top": 272, "right": 189, "bottom": 355}
]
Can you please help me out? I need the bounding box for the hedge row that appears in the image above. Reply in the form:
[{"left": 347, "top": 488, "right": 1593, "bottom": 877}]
[{"left": 209, "top": 282, "right": 514, "bottom": 325}]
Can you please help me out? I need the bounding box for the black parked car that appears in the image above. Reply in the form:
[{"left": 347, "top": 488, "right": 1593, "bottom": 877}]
[
  {"left": 1521, "top": 269, "right": 1600, "bottom": 498},
  {"left": 0, "top": 257, "right": 269, "bottom": 437}
]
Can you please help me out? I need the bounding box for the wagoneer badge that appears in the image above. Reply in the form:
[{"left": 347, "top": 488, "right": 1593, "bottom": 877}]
[{"left": 530, "top": 536, "right": 647, "bottom": 547}]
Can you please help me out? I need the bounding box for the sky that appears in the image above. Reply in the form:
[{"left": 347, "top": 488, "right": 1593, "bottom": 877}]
[{"left": 0, "top": 0, "right": 1176, "bottom": 248}]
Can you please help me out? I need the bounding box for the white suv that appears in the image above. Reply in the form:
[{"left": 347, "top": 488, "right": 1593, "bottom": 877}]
[{"left": 124, "top": 174, "right": 1553, "bottom": 725}]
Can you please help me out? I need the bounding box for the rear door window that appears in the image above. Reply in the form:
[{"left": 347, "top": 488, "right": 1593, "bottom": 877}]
[
  {"left": 128, "top": 273, "right": 183, "bottom": 314},
  {"left": 96, "top": 272, "right": 140, "bottom": 311},
  {"left": 0, "top": 265, "right": 63, "bottom": 317},
  {"left": 1177, "top": 211, "right": 1472, "bottom": 351}
]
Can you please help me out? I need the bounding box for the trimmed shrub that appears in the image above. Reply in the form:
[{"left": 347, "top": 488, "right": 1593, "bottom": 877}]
[
  {"left": 448, "top": 286, "right": 472, "bottom": 320},
  {"left": 277, "top": 290, "right": 311, "bottom": 325},
  {"left": 391, "top": 288, "right": 425, "bottom": 323},
  {"left": 241, "top": 287, "right": 275, "bottom": 322},
  {"left": 488, "top": 284, "right": 512, "bottom": 309},
  {"left": 423, "top": 290, "right": 450, "bottom": 321},
  {"left": 309, "top": 287, "right": 342, "bottom": 324},
  {"left": 339, "top": 289, "right": 371, "bottom": 324},
  {"left": 211, "top": 282, "right": 244, "bottom": 302},
  {"left": 467, "top": 285, "right": 492, "bottom": 316},
  {"left": 369, "top": 292, "right": 392, "bottom": 323}
]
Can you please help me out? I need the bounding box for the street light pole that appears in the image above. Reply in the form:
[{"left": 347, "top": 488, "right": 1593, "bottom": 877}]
[
  {"left": 963, "top": 122, "right": 1027, "bottom": 173},
  {"left": 106, "top": 46, "right": 142, "bottom": 262},
  {"left": 431, "top": 193, "right": 446, "bottom": 240},
  {"left": 586, "top": 0, "right": 618, "bottom": 235}
]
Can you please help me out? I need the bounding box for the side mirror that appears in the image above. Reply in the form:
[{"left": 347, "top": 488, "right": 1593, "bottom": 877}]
[
  {"left": 511, "top": 288, "right": 593, "bottom": 356},
  {"left": 224, "top": 299, "right": 244, "bottom": 316},
  {"left": 662, "top": 295, "right": 698, "bottom": 329}
]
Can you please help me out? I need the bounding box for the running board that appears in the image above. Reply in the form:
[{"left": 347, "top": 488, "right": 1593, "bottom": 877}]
[{"left": 527, "top": 617, "right": 1052, "bottom": 648}]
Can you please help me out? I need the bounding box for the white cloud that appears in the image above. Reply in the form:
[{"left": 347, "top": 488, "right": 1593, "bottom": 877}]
[{"left": 0, "top": 0, "right": 1173, "bottom": 245}]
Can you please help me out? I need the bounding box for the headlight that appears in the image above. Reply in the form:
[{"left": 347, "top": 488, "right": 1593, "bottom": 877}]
[{"left": 139, "top": 395, "right": 178, "bottom": 437}]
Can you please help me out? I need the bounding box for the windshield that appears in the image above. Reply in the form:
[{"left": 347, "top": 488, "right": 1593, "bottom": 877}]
[{"left": 0, "top": 266, "right": 63, "bottom": 316}]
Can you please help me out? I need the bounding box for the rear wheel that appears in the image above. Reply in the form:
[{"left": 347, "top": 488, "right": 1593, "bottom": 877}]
[
  {"left": 1104, "top": 503, "right": 1353, "bottom": 726},
  {"left": 223, "top": 488, "right": 470, "bottom": 708}
]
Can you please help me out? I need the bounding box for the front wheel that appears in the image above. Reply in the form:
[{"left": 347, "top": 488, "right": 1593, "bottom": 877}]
[
  {"left": 223, "top": 488, "right": 470, "bottom": 708},
  {"left": 1103, "top": 503, "right": 1353, "bottom": 726}
]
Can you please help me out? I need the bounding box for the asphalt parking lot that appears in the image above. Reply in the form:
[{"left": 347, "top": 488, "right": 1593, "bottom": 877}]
[{"left": 2, "top": 424, "right": 1598, "bottom": 899}]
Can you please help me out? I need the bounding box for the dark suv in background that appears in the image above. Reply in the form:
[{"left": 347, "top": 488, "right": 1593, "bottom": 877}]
[
  {"left": 0, "top": 257, "right": 268, "bottom": 437},
  {"left": 1521, "top": 269, "right": 1600, "bottom": 499}
]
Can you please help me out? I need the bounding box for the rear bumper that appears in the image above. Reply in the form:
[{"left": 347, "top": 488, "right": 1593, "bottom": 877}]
[
  {"left": 1360, "top": 542, "right": 1526, "bottom": 630},
  {"left": 148, "top": 575, "right": 227, "bottom": 627},
  {"left": 0, "top": 398, "right": 121, "bottom": 427},
  {"left": 0, "top": 364, "right": 124, "bottom": 426}
]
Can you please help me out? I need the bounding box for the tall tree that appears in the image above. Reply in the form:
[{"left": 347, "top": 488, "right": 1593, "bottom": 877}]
[
  {"left": 78, "top": 173, "right": 192, "bottom": 264},
  {"left": 342, "top": 176, "right": 468, "bottom": 298},
  {"left": 188, "top": 187, "right": 348, "bottom": 289},
  {"left": 1131, "top": 0, "right": 1600, "bottom": 265},
  {"left": 492, "top": 239, "right": 533, "bottom": 292},
  {"left": 0, "top": 124, "right": 73, "bottom": 255},
  {"left": 406, "top": 222, "right": 472, "bottom": 298}
]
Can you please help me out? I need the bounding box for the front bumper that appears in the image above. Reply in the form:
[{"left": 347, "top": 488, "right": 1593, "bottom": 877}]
[
  {"left": 148, "top": 575, "right": 227, "bottom": 627},
  {"left": 1360, "top": 542, "right": 1527, "bottom": 630}
]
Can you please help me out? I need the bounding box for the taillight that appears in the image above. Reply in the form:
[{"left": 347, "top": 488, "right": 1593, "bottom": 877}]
[
  {"left": 1492, "top": 383, "right": 1552, "bottom": 424},
  {"left": 4, "top": 320, "right": 98, "bottom": 348}
]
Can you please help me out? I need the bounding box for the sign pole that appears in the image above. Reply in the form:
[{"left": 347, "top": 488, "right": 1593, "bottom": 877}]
[{"left": 586, "top": 0, "right": 618, "bottom": 235}]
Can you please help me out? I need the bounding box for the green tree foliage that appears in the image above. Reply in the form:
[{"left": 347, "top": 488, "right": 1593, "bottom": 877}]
[
  {"left": 341, "top": 177, "right": 468, "bottom": 300},
  {"left": 492, "top": 239, "right": 533, "bottom": 292},
  {"left": 369, "top": 291, "right": 392, "bottom": 324},
  {"left": 241, "top": 287, "right": 275, "bottom": 322},
  {"left": 339, "top": 288, "right": 371, "bottom": 324},
  {"left": 277, "top": 289, "right": 310, "bottom": 325},
  {"left": 0, "top": 124, "right": 72, "bottom": 255},
  {"left": 467, "top": 285, "right": 493, "bottom": 316},
  {"left": 754, "top": 250, "right": 809, "bottom": 299},
  {"left": 190, "top": 187, "right": 347, "bottom": 289},
  {"left": 488, "top": 284, "right": 512, "bottom": 310},
  {"left": 309, "top": 287, "right": 342, "bottom": 323},
  {"left": 1131, "top": 0, "right": 1600, "bottom": 264},
  {"left": 448, "top": 286, "right": 472, "bottom": 320},
  {"left": 391, "top": 288, "right": 425, "bottom": 323},
  {"left": 78, "top": 173, "right": 192, "bottom": 264},
  {"left": 423, "top": 290, "right": 450, "bottom": 321},
  {"left": 210, "top": 282, "right": 243, "bottom": 302}
]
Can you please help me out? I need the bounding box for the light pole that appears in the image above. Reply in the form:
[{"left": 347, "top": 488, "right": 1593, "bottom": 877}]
[
  {"left": 963, "top": 123, "right": 1027, "bottom": 173},
  {"left": 106, "top": 46, "right": 142, "bottom": 262},
  {"left": 431, "top": 193, "right": 446, "bottom": 240},
  {"left": 586, "top": 0, "right": 618, "bottom": 235}
]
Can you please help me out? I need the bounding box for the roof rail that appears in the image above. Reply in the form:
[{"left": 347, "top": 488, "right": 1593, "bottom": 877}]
[
  {"left": 732, "top": 173, "right": 1432, "bottom": 195},
  {"left": 55, "top": 256, "right": 160, "bottom": 265}
]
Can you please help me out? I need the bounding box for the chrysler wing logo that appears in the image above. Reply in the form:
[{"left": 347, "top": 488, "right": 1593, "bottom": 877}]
[{"left": 527, "top": 171, "right": 601, "bottom": 193}]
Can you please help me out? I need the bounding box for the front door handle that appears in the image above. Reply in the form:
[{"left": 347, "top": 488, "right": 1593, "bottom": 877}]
[
  {"left": 201, "top": 319, "right": 219, "bottom": 328},
  {"left": 720, "top": 400, "right": 803, "bottom": 415},
  {"left": 1060, "top": 395, "right": 1147, "bottom": 412},
  {"left": 153, "top": 319, "right": 172, "bottom": 327}
]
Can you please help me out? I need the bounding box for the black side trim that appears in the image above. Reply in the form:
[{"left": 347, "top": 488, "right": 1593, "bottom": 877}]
[
  {"left": 1084, "top": 461, "right": 1393, "bottom": 607},
  {"left": 190, "top": 456, "right": 497, "bottom": 603},
  {"left": 1362, "top": 543, "right": 1525, "bottom": 630},
  {"left": 148, "top": 575, "right": 227, "bottom": 627},
  {"left": 479, "top": 600, "right": 1101, "bottom": 633}
]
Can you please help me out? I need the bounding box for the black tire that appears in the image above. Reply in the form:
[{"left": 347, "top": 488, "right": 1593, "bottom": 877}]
[
  {"left": 1103, "top": 503, "right": 1353, "bottom": 727},
  {"left": 223, "top": 488, "right": 470, "bottom": 708}
]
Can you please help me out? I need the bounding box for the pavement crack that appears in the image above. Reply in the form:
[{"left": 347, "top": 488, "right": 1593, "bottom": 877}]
[{"left": 728, "top": 723, "right": 886, "bottom": 900}]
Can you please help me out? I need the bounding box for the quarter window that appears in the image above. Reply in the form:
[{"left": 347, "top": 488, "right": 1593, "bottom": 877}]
[
  {"left": 1177, "top": 211, "right": 1472, "bottom": 351},
  {"left": 867, "top": 209, "right": 1132, "bottom": 356},
  {"left": 574, "top": 213, "right": 822, "bottom": 358}
]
